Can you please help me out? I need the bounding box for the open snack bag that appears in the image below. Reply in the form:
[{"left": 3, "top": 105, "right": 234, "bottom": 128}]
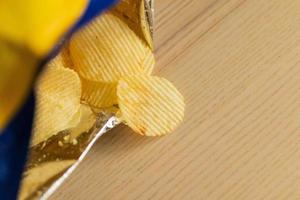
[{"left": 0, "top": 0, "right": 185, "bottom": 199}]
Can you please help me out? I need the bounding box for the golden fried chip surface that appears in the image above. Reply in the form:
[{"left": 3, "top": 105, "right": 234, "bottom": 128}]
[
  {"left": 47, "top": 46, "right": 73, "bottom": 68},
  {"left": 142, "top": 47, "right": 155, "bottom": 75},
  {"left": 69, "top": 104, "right": 96, "bottom": 140},
  {"left": 69, "top": 12, "right": 151, "bottom": 83},
  {"left": 117, "top": 75, "right": 185, "bottom": 136},
  {"left": 81, "top": 78, "right": 118, "bottom": 108},
  {"left": 32, "top": 67, "right": 81, "bottom": 146}
]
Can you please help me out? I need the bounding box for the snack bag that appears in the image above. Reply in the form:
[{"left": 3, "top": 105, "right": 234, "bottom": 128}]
[{"left": 18, "top": 0, "right": 185, "bottom": 199}]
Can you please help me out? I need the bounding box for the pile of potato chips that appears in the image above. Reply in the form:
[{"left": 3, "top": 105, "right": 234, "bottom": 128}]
[
  {"left": 32, "top": 11, "right": 184, "bottom": 144},
  {"left": 20, "top": 1, "right": 184, "bottom": 199}
]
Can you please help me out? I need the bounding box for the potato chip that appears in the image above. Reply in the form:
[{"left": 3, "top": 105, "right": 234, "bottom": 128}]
[
  {"left": 67, "top": 105, "right": 83, "bottom": 129},
  {"left": 47, "top": 46, "right": 73, "bottom": 69},
  {"left": 142, "top": 47, "right": 155, "bottom": 75},
  {"left": 69, "top": 12, "right": 151, "bottom": 83},
  {"left": 32, "top": 66, "right": 81, "bottom": 146},
  {"left": 19, "top": 160, "right": 75, "bottom": 200},
  {"left": 111, "top": 0, "right": 153, "bottom": 49},
  {"left": 69, "top": 104, "right": 96, "bottom": 140},
  {"left": 110, "top": 0, "right": 141, "bottom": 35},
  {"left": 81, "top": 78, "right": 118, "bottom": 108},
  {"left": 117, "top": 75, "right": 185, "bottom": 136}
]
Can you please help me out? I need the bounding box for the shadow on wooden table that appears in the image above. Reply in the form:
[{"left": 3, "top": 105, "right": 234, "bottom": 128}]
[{"left": 93, "top": 123, "right": 163, "bottom": 156}]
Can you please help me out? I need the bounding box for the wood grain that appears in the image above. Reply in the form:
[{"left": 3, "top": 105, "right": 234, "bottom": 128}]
[{"left": 51, "top": 0, "right": 300, "bottom": 199}]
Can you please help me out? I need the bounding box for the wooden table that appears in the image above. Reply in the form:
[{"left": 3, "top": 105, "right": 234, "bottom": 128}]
[{"left": 52, "top": 0, "right": 300, "bottom": 199}]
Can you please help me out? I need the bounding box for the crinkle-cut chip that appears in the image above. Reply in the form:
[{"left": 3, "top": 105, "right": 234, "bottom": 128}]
[
  {"left": 143, "top": 47, "right": 155, "bottom": 75},
  {"left": 36, "top": 66, "right": 81, "bottom": 105},
  {"left": 117, "top": 75, "right": 185, "bottom": 136},
  {"left": 32, "top": 67, "right": 82, "bottom": 146},
  {"left": 110, "top": 0, "right": 153, "bottom": 49},
  {"left": 47, "top": 46, "right": 73, "bottom": 68},
  {"left": 19, "top": 160, "right": 75, "bottom": 200},
  {"left": 61, "top": 44, "right": 76, "bottom": 69},
  {"left": 69, "top": 104, "right": 96, "bottom": 140},
  {"left": 67, "top": 105, "right": 82, "bottom": 128},
  {"left": 81, "top": 78, "right": 118, "bottom": 108},
  {"left": 69, "top": 12, "right": 150, "bottom": 83},
  {"left": 47, "top": 52, "right": 65, "bottom": 68}
]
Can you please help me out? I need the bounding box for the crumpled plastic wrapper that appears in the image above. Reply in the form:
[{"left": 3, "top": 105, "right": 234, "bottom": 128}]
[{"left": 18, "top": 1, "right": 154, "bottom": 199}]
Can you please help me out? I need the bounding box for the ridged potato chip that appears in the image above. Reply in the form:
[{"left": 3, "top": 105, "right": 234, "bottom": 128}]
[
  {"left": 69, "top": 104, "right": 96, "bottom": 140},
  {"left": 79, "top": 47, "right": 154, "bottom": 109},
  {"left": 69, "top": 12, "right": 152, "bottom": 83},
  {"left": 47, "top": 46, "right": 73, "bottom": 68},
  {"left": 142, "top": 47, "right": 155, "bottom": 75},
  {"left": 111, "top": 0, "right": 153, "bottom": 49},
  {"left": 32, "top": 66, "right": 81, "bottom": 146},
  {"left": 117, "top": 75, "right": 185, "bottom": 136},
  {"left": 111, "top": 0, "right": 141, "bottom": 36},
  {"left": 81, "top": 78, "right": 118, "bottom": 108}
]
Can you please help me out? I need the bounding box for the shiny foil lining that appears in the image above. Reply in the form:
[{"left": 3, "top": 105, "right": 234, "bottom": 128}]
[{"left": 18, "top": 1, "right": 154, "bottom": 199}]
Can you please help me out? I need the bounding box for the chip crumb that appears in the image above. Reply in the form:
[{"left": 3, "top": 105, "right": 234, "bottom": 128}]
[
  {"left": 72, "top": 139, "right": 78, "bottom": 145},
  {"left": 63, "top": 135, "right": 70, "bottom": 142},
  {"left": 58, "top": 141, "right": 64, "bottom": 147}
]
